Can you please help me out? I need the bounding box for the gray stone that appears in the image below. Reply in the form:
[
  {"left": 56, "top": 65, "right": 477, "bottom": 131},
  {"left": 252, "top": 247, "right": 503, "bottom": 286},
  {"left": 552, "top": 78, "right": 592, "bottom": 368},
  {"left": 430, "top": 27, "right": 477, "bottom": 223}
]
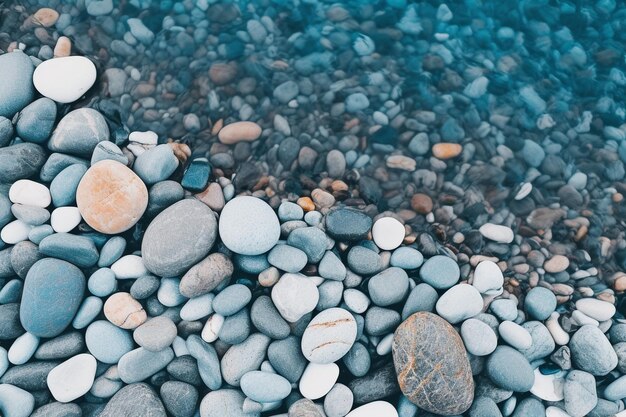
[
  {"left": 250, "top": 295, "right": 290, "bottom": 340},
  {"left": 348, "top": 363, "right": 399, "bottom": 405},
  {"left": 133, "top": 144, "right": 179, "bottom": 185},
  {"left": 49, "top": 164, "right": 87, "bottom": 207},
  {"left": 365, "top": 306, "right": 400, "bottom": 336},
  {"left": 401, "top": 283, "right": 438, "bottom": 319},
  {"left": 99, "top": 383, "right": 166, "bottom": 417},
  {"left": 34, "top": 331, "right": 84, "bottom": 360},
  {"left": 524, "top": 287, "right": 556, "bottom": 320},
  {"left": 368, "top": 267, "right": 409, "bottom": 306},
  {"left": 392, "top": 312, "right": 474, "bottom": 414},
  {"left": 0, "top": 303, "right": 23, "bottom": 340},
  {"left": 10, "top": 241, "right": 42, "bottom": 279},
  {"left": 519, "top": 321, "right": 555, "bottom": 362},
  {"left": 286, "top": 226, "right": 327, "bottom": 263},
  {"left": 39, "top": 152, "right": 89, "bottom": 182},
  {"left": 133, "top": 316, "right": 177, "bottom": 352},
  {"left": 142, "top": 199, "right": 218, "bottom": 277},
  {"left": 324, "top": 383, "right": 353, "bottom": 417},
  {"left": 486, "top": 346, "right": 534, "bottom": 392},
  {"left": 118, "top": 347, "right": 175, "bottom": 384},
  {"left": 564, "top": 370, "right": 597, "bottom": 417},
  {"left": 267, "top": 244, "right": 307, "bottom": 273},
  {"left": 15, "top": 98, "right": 56, "bottom": 143},
  {"left": 274, "top": 81, "right": 299, "bottom": 103},
  {"left": 511, "top": 397, "right": 545, "bottom": 417},
  {"left": 180, "top": 253, "right": 233, "bottom": 298},
  {"left": 160, "top": 381, "right": 198, "bottom": 417},
  {"left": 200, "top": 389, "right": 259, "bottom": 417},
  {"left": 39, "top": 233, "right": 99, "bottom": 268},
  {"left": 0, "top": 361, "right": 59, "bottom": 390},
  {"left": 240, "top": 371, "right": 291, "bottom": 403},
  {"left": 48, "top": 108, "right": 109, "bottom": 157},
  {"left": 187, "top": 335, "right": 222, "bottom": 390},
  {"left": 219, "top": 308, "right": 251, "bottom": 345},
  {"left": 570, "top": 325, "right": 618, "bottom": 376},
  {"left": 419, "top": 255, "right": 460, "bottom": 289},
  {"left": 0, "top": 117, "right": 12, "bottom": 148},
  {"left": 318, "top": 250, "right": 347, "bottom": 281},
  {"left": 343, "top": 341, "right": 371, "bottom": 377},
  {"left": 0, "top": 51, "right": 35, "bottom": 118},
  {"left": 221, "top": 333, "right": 270, "bottom": 386},
  {"left": 268, "top": 336, "right": 307, "bottom": 383},
  {"left": 347, "top": 245, "right": 383, "bottom": 275},
  {"left": 469, "top": 397, "right": 502, "bottom": 417},
  {"left": 0, "top": 143, "right": 47, "bottom": 183},
  {"left": 31, "top": 402, "right": 81, "bottom": 417},
  {"left": 289, "top": 399, "right": 323, "bottom": 417}
]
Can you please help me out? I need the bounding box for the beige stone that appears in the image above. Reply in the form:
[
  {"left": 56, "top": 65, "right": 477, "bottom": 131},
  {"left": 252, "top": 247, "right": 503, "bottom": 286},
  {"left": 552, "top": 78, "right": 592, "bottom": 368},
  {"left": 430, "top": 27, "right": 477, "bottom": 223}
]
[
  {"left": 104, "top": 293, "right": 147, "bottom": 329},
  {"left": 76, "top": 160, "right": 148, "bottom": 234},
  {"left": 54, "top": 36, "right": 72, "bottom": 58},
  {"left": 218, "top": 121, "right": 262, "bottom": 145},
  {"left": 432, "top": 143, "right": 463, "bottom": 160}
]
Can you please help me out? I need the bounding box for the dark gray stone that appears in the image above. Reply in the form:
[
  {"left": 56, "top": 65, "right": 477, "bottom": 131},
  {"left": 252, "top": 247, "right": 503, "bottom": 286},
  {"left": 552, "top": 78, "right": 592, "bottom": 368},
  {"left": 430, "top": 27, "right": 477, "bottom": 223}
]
[
  {"left": 348, "top": 362, "right": 399, "bottom": 405},
  {"left": 16, "top": 97, "right": 57, "bottom": 143},
  {"left": 34, "top": 331, "right": 85, "bottom": 360},
  {"left": 251, "top": 295, "right": 291, "bottom": 340},
  {"left": 0, "top": 143, "right": 46, "bottom": 183},
  {"left": 32, "top": 402, "right": 82, "bottom": 417},
  {"left": 325, "top": 208, "right": 372, "bottom": 241},
  {"left": 99, "top": 383, "right": 166, "bottom": 417},
  {"left": 160, "top": 381, "right": 198, "bottom": 417},
  {"left": 0, "top": 360, "right": 59, "bottom": 390}
]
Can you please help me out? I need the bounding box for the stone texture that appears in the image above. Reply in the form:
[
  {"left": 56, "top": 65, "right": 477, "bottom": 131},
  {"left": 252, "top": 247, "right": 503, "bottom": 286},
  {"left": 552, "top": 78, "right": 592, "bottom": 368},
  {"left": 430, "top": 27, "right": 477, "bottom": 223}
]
[
  {"left": 179, "top": 253, "right": 234, "bottom": 298},
  {"left": 392, "top": 312, "right": 474, "bottom": 415},
  {"left": 99, "top": 383, "right": 166, "bottom": 417}
]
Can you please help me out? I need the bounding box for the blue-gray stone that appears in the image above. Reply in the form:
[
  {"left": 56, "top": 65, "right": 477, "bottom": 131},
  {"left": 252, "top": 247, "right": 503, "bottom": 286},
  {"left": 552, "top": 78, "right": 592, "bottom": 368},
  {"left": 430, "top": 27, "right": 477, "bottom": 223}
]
[
  {"left": 273, "top": 80, "right": 299, "bottom": 104},
  {"left": 0, "top": 117, "right": 14, "bottom": 148},
  {"left": 0, "top": 143, "right": 47, "bottom": 183},
  {"left": 401, "top": 283, "right": 438, "bottom": 320},
  {"left": 99, "top": 383, "right": 166, "bottom": 417},
  {"left": 146, "top": 180, "right": 185, "bottom": 218},
  {"left": 287, "top": 226, "right": 327, "bottom": 263},
  {"left": 85, "top": 320, "right": 133, "bottom": 364},
  {"left": 469, "top": 396, "right": 501, "bottom": 417},
  {"left": 221, "top": 333, "right": 270, "bottom": 386},
  {"left": 0, "top": 194, "right": 11, "bottom": 229},
  {"left": 0, "top": 360, "right": 58, "bottom": 390},
  {"left": 10, "top": 241, "right": 43, "bottom": 279},
  {"left": 268, "top": 336, "right": 307, "bottom": 383},
  {"left": 519, "top": 321, "right": 555, "bottom": 362},
  {"left": 511, "top": 397, "right": 545, "bottom": 417},
  {"left": 34, "top": 331, "right": 84, "bottom": 360},
  {"left": 15, "top": 98, "right": 56, "bottom": 144},
  {"left": 28, "top": 225, "right": 54, "bottom": 245},
  {"left": 130, "top": 275, "right": 160, "bottom": 300},
  {"left": 486, "top": 346, "right": 534, "bottom": 392},
  {"left": 181, "top": 157, "right": 211, "bottom": 192},
  {"left": 364, "top": 306, "right": 400, "bottom": 336},
  {"left": 278, "top": 202, "right": 303, "bottom": 221},
  {"left": 11, "top": 204, "right": 49, "bottom": 226},
  {"left": 127, "top": 18, "right": 155, "bottom": 45},
  {"left": 233, "top": 254, "right": 270, "bottom": 274},
  {"left": 39, "top": 153, "right": 89, "bottom": 182},
  {"left": 48, "top": 108, "right": 109, "bottom": 157},
  {"left": 489, "top": 299, "right": 518, "bottom": 321},
  {"left": 0, "top": 383, "right": 34, "bottom": 417},
  {"left": 240, "top": 371, "right": 291, "bottom": 403},
  {"left": 0, "top": 303, "right": 23, "bottom": 340},
  {"left": 521, "top": 139, "right": 545, "bottom": 168},
  {"left": 98, "top": 236, "right": 126, "bottom": 267},
  {"left": 390, "top": 247, "right": 424, "bottom": 269},
  {"left": 345, "top": 93, "right": 370, "bottom": 112},
  {"left": 90, "top": 141, "right": 128, "bottom": 166},
  {"left": 250, "top": 295, "right": 290, "bottom": 340},
  {"left": 199, "top": 389, "right": 258, "bottom": 417},
  {"left": 212, "top": 284, "right": 252, "bottom": 316},
  {"left": 267, "top": 244, "right": 307, "bottom": 273},
  {"left": 88, "top": 268, "right": 116, "bottom": 297},
  {"left": 524, "top": 287, "right": 556, "bottom": 320},
  {"left": 160, "top": 381, "right": 198, "bottom": 417},
  {"left": 325, "top": 208, "right": 372, "bottom": 241},
  {"left": 219, "top": 308, "right": 251, "bottom": 345},
  {"left": 0, "top": 279, "right": 22, "bottom": 304},
  {"left": 347, "top": 246, "right": 383, "bottom": 275},
  {"left": 39, "top": 233, "right": 99, "bottom": 268},
  {"left": 20, "top": 258, "right": 85, "bottom": 338},
  {"left": 31, "top": 402, "right": 81, "bottom": 417},
  {"left": 0, "top": 51, "right": 35, "bottom": 118},
  {"left": 318, "top": 250, "right": 346, "bottom": 281},
  {"left": 419, "top": 255, "right": 460, "bottom": 289},
  {"left": 0, "top": 247, "right": 12, "bottom": 278},
  {"left": 187, "top": 334, "right": 222, "bottom": 390},
  {"left": 570, "top": 325, "right": 618, "bottom": 376},
  {"left": 368, "top": 267, "right": 409, "bottom": 306},
  {"left": 71, "top": 295, "right": 103, "bottom": 329},
  {"left": 317, "top": 280, "right": 343, "bottom": 309},
  {"left": 118, "top": 347, "right": 175, "bottom": 384},
  {"left": 133, "top": 144, "right": 179, "bottom": 185},
  {"left": 564, "top": 370, "right": 597, "bottom": 417}
]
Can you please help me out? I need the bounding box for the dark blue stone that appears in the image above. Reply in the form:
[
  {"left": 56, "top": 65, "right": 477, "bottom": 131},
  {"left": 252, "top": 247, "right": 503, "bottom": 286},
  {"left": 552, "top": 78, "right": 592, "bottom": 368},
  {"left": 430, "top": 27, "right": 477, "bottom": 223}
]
[{"left": 181, "top": 158, "right": 211, "bottom": 192}]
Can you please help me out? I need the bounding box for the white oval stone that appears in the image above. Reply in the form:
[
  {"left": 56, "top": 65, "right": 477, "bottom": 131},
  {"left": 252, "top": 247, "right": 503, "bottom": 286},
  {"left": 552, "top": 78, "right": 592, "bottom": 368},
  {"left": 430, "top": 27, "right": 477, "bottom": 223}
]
[
  {"left": 498, "top": 321, "right": 532, "bottom": 350},
  {"left": 129, "top": 130, "right": 158, "bottom": 145},
  {"left": 299, "top": 362, "right": 339, "bottom": 400},
  {"left": 531, "top": 369, "right": 566, "bottom": 402},
  {"left": 545, "top": 407, "right": 571, "bottom": 417},
  {"left": 1, "top": 220, "right": 33, "bottom": 244},
  {"left": 219, "top": 196, "right": 280, "bottom": 255},
  {"left": 271, "top": 273, "right": 319, "bottom": 322},
  {"left": 375, "top": 333, "right": 394, "bottom": 356},
  {"left": 575, "top": 298, "right": 616, "bottom": 322},
  {"left": 435, "top": 283, "right": 484, "bottom": 324},
  {"left": 343, "top": 289, "right": 370, "bottom": 314},
  {"left": 515, "top": 182, "right": 532, "bottom": 200},
  {"left": 33, "top": 56, "right": 97, "bottom": 104},
  {"left": 346, "top": 401, "right": 399, "bottom": 417},
  {"left": 50, "top": 206, "right": 82, "bottom": 233},
  {"left": 472, "top": 260, "right": 504, "bottom": 294},
  {"left": 201, "top": 313, "right": 224, "bottom": 343},
  {"left": 9, "top": 180, "right": 51, "bottom": 207},
  {"left": 8, "top": 332, "right": 39, "bottom": 365},
  {"left": 111, "top": 255, "right": 148, "bottom": 279},
  {"left": 460, "top": 318, "right": 497, "bottom": 356},
  {"left": 546, "top": 312, "right": 570, "bottom": 346},
  {"left": 301, "top": 308, "right": 357, "bottom": 364},
  {"left": 479, "top": 223, "right": 514, "bottom": 243},
  {"left": 47, "top": 353, "right": 97, "bottom": 402},
  {"left": 372, "top": 217, "right": 405, "bottom": 251}
]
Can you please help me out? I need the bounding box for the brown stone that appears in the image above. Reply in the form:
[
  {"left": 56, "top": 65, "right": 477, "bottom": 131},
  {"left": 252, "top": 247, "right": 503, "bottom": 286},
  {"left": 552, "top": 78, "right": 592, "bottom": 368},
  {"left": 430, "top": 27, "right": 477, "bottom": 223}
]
[
  {"left": 432, "top": 143, "right": 463, "bottom": 160},
  {"left": 392, "top": 312, "right": 474, "bottom": 415},
  {"left": 76, "top": 160, "right": 148, "bottom": 234},
  {"left": 411, "top": 193, "right": 433, "bottom": 214},
  {"left": 179, "top": 253, "right": 234, "bottom": 298},
  {"left": 209, "top": 62, "right": 238, "bottom": 85},
  {"left": 104, "top": 293, "right": 147, "bottom": 329},
  {"left": 195, "top": 183, "right": 225, "bottom": 212},
  {"left": 297, "top": 196, "right": 315, "bottom": 212},
  {"left": 218, "top": 121, "right": 262, "bottom": 145},
  {"left": 25, "top": 8, "right": 59, "bottom": 28},
  {"left": 53, "top": 36, "right": 72, "bottom": 58}
]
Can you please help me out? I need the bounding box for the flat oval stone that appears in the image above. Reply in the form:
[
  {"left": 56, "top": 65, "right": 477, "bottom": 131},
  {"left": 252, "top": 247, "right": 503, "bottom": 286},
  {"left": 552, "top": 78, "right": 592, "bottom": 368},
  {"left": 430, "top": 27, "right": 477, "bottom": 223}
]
[
  {"left": 99, "top": 383, "right": 166, "bottom": 417},
  {"left": 368, "top": 267, "right": 409, "bottom": 306},
  {"left": 419, "top": 255, "right": 460, "bottom": 289},
  {"left": 85, "top": 320, "right": 133, "bottom": 363},
  {"left": 392, "top": 312, "right": 474, "bottom": 415},
  {"left": 49, "top": 164, "right": 87, "bottom": 207},
  {"left": 0, "top": 51, "right": 35, "bottom": 118},
  {"left": 218, "top": 121, "right": 262, "bottom": 145},
  {"left": 267, "top": 244, "right": 307, "bottom": 273},
  {"left": 219, "top": 196, "right": 280, "bottom": 255},
  {"left": 20, "top": 258, "right": 85, "bottom": 338},
  {"left": 325, "top": 208, "right": 372, "bottom": 241},
  {"left": 461, "top": 318, "right": 498, "bottom": 356},
  {"left": 299, "top": 362, "right": 339, "bottom": 400},
  {"left": 0, "top": 143, "right": 47, "bottom": 183},
  {"left": 486, "top": 346, "right": 535, "bottom": 392},
  {"left": 46, "top": 353, "right": 97, "bottom": 402},
  {"left": 76, "top": 160, "right": 148, "bottom": 234},
  {"left": 240, "top": 371, "right": 291, "bottom": 403},
  {"left": 118, "top": 347, "right": 175, "bottom": 384},
  {"left": 133, "top": 316, "right": 177, "bottom": 352},
  {"left": 142, "top": 199, "right": 217, "bottom": 277},
  {"left": 575, "top": 298, "right": 616, "bottom": 322},
  {"left": 33, "top": 56, "right": 96, "bottom": 103},
  {"left": 48, "top": 108, "right": 109, "bottom": 157},
  {"left": 220, "top": 333, "right": 270, "bottom": 386},
  {"left": 301, "top": 308, "right": 357, "bottom": 364},
  {"left": 104, "top": 292, "right": 147, "bottom": 330},
  {"left": 38, "top": 233, "right": 99, "bottom": 268}
]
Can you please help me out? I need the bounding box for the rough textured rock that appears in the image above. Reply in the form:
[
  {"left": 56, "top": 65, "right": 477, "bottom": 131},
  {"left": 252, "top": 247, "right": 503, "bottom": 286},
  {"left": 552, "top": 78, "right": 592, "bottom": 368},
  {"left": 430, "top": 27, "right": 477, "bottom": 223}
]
[
  {"left": 179, "top": 253, "right": 234, "bottom": 298},
  {"left": 392, "top": 312, "right": 474, "bottom": 415},
  {"left": 99, "top": 383, "right": 166, "bottom": 417}
]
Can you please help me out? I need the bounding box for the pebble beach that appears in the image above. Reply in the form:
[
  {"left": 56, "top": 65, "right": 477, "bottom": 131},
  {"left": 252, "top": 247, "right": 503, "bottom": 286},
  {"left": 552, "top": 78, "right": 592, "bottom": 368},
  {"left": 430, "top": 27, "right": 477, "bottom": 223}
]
[{"left": 1, "top": 0, "right": 626, "bottom": 416}]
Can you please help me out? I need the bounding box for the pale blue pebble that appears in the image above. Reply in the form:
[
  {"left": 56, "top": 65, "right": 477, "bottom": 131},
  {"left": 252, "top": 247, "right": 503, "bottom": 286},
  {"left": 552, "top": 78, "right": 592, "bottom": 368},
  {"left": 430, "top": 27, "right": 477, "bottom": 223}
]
[
  {"left": 233, "top": 253, "right": 270, "bottom": 274},
  {"left": 213, "top": 284, "right": 252, "bottom": 316},
  {"left": 72, "top": 296, "right": 103, "bottom": 329},
  {"left": 28, "top": 225, "right": 53, "bottom": 245},
  {"left": 521, "top": 139, "right": 545, "bottom": 168},
  {"left": 118, "top": 347, "right": 175, "bottom": 384},
  {"left": 0, "top": 279, "right": 22, "bottom": 303},
  {"left": 318, "top": 250, "right": 346, "bottom": 281},
  {"left": 278, "top": 202, "right": 303, "bottom": 221},
  {"left": 39, "top": 233, "right": 99, "bottom": 268},
  {"left": 158, "top": 277, "right": 186, "bottom": 307},
  {"left": 0, "top": 348, "right": 7, "bottom": 378},
  {"left": 133, "top": 144, "right": 179, "bottom": 185},
  {"left": 240, "top": 371, "right": 292, "bottom": 403},
  {"left": 90, "top": 141, "right": 128, "bottom": 166},
  {"left": 0, "top": 383, "right": 35, "bottom": 417},
  {"left": 40, "top": 153, "right": 89, "bottom": 182},
  {"left": 604, "top": 375, "right": 626, "bottom": 401},
  {"left": 345, "top": 150, "right": 358, "bottom": 166},
  {"left": 401, "top": 283, "right": 438, "bottom": 320},
  {"left": 0, "top": 194, "right": 11, "bottom": 230},
  {"left": 223, "top": 183, "right": 235, "bottom": 200},
  {"left": 397, "top": 395, "right": 419, "bottom": 417},
  {"left": 98, "top": 236, "right": 126, "bottom": 267},
  {"left": 267, "top": 244, "right": 307, "bottom": 273},
  {"left": 390, "top": 247, "right": 424, "bottom": 269},
  {"left": 172, "top": 336, "right": 189, "bottom": 356},
  {"left": 345, "top": 93, "right": 369, "bottom": 113},
  {"left": 88, "top": 268, "right": 117, "bottom": 297},
  {"left": 353, "top": 33, "right": 375, "bottom": 56},
  {"left": 86, "top": 320, "right": 134, "bottom": 364},
  {"left": 490, "top": 299, "right": 518, "bottom": 321},
  {"left": 304, "top": 211, "right": 322, "bottom": 226},
  {"left": 7, "top": 332, "right": 38, "bottom": 365},
  {"left": 180, "top": 293, "right": 214, "bottom": 321},
  {"left": 186, "top": 334, "right": 222, "bottom": 390},
  {"left": 11, "top": 204, "right": 49, "bottom": 226}
]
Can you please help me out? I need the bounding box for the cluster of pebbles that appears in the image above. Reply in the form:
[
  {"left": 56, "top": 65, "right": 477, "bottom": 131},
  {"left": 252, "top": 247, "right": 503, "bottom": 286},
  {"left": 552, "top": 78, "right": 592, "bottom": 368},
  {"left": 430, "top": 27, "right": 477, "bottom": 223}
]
[{"left": 2, "top": 1, "right": 626, "bottom": 417}]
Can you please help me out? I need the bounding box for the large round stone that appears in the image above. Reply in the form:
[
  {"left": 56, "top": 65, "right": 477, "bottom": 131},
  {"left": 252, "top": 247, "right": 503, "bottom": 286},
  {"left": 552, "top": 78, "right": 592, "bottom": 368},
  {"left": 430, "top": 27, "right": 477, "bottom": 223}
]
[
  {"left": 218, "top": 196, "right": 280, "bottom": 255},
  {"left": 76, "top": 160, "right": 148, "bottom": 234},
  {"left": 20, "top": 258, "right": 85, "bottom": 338},
  {"left": 0, "top": 51, "right": 35, "bottom": 118},
  {"left": 48, "top": 108, "right": 109, "bottom": 157},
  {"left": 142, "top": 199, "right": 217, "bottom": 277},
  {"left": 392, "top": 312, "right": 474, "bottom": 415}
]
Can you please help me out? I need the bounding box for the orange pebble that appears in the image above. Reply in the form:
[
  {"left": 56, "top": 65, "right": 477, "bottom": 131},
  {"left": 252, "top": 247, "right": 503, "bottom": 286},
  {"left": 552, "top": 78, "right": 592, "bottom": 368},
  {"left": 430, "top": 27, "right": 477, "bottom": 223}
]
[{"left": 432, "top": 143, "right": 463, "bottom": 160}]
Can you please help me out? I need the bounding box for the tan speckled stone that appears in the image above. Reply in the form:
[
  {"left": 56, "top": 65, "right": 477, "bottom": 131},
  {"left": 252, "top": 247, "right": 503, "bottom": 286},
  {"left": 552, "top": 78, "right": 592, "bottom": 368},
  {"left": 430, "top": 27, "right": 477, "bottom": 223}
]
[
  {"left": 218, "top": 121, "right": 261, "bottom": 145},
  {"left": 104, "top": 292, "right": 147, "bottom": 329},
  {"left": 76, "top": 160, "right": 148, "bottom": 234},
  {"left": 54, "top": 36, "right": 72, "bottom": 58}
]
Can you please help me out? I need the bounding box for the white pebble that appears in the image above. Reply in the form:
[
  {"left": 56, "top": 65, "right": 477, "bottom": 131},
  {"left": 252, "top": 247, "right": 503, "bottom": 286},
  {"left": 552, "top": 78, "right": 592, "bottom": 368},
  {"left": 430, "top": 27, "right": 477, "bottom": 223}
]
[
  {"left": 372, "top": 217, "right": 405, "bottom": 251},
  {"left": 9, "top": 180, "right": 51, "bottom": 207},
  {"left": 346, "top": 401, "right": 399, "bottom": 417},
  {"left": 1, "top": 220, "right": 33, "bottom": 244},
  {"left": 570, "top": 310, "right": 599, "bottom": 327},
  {"left": 575, "top": 298, "right": 616, "bottom": 322},
  {"left": 472, "top": 260, "right": 504, "bottom": 294},
  {"left": 479, "top": 223, "right": 514, "bottom": 243},
  {"left": 8, "top": 332, "right": 39, "bottom": 365},
  {"left": 435, "top": 284, "right": 484, "bottom": 324},
  {"left": 47, "top": 354, "right": 97, "bottom": 402},
  {"left": 515, "top": 182, "right": 532, "bottom": 200},
  {"left": 546, "top": 312, "right": 570, "bottom": 346},
  {"left": 51, "top": 206, "right": 81, "bottom": 233},
  {"left": 545, "top": 406, "right": 571, "bottom": 417},
  {"left": 33, "top": 56, "right": 97, "bottom": 103},
  {"left": 498, "top": 321, "right": 532, "bottom": 350},
  {"left": 129, "top": 130, "right": 158, "bottom": 145},
  {"left": 299, "top": 362, "right": 339, "bottom": 400},
  {"left": 180, "top": 293, "right": 214, "bottom": 321},
  {"left": 531, "top": 369, "right": 566, "bottom": 402},
  {"left": 111, "top": 255, "right": 148, "bottom": 279},
  {"left": 172, "top": 336, "right": 189, "bottom": 357},
  {"left": 343, "top": 289, "right": 370, "bottom": 314},
  {"left": 201, "top": 314, "right": 224, "bottom": 343}
]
